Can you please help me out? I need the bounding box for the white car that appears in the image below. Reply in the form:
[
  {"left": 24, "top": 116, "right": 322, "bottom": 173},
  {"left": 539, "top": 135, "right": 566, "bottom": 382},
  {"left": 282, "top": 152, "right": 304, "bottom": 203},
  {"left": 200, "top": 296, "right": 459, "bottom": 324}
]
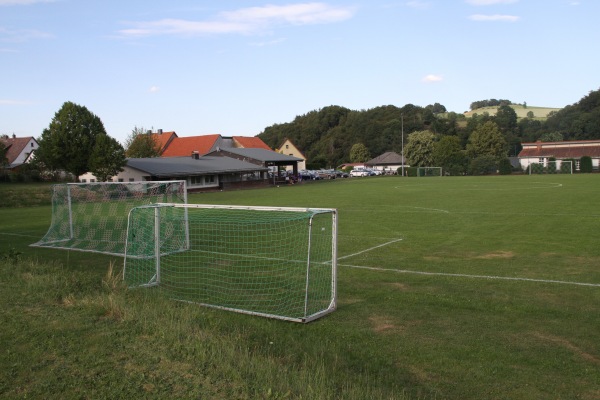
[{"left": 350, "top": 168, "right": 369, "bottom": 177}]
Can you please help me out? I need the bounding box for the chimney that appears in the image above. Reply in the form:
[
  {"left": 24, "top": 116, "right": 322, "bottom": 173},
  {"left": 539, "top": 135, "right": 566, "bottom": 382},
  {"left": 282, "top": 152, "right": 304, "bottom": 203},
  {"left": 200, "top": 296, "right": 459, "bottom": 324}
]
[
  {"left": 157, "top": 129, "right": 163, "bottom": 134},
  {"left": 146, "top": 130, "right": 152, "bottom": 135},
  {"left": 191, "top": 151, "right": 199, "bottom": 160},
  {"left": 12, "top": 134, "right": 16, "bottom": 139},
  {"left": 536, "top": 140, "right": 542, "bottom": 151}
]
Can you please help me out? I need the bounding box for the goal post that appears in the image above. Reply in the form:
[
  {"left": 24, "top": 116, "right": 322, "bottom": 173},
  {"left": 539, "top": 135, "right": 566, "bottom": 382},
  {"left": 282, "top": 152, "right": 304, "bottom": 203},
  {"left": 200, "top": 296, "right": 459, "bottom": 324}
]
[
  {"left": 124, "top": 204, "right": 338, "bottom": 323},
  {"left": 528, "top": 161, "right": 573, "bottom": 175},
  {"left": 31, "top": 181, "right": 188, "bottom": 256}
]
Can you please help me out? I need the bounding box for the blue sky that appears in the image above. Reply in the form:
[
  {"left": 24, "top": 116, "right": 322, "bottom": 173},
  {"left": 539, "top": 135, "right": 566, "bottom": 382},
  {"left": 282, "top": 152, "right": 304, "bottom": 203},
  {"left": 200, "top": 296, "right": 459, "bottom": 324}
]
[{"left": 2, "top": 0, "right": 599, "bottom": 144}]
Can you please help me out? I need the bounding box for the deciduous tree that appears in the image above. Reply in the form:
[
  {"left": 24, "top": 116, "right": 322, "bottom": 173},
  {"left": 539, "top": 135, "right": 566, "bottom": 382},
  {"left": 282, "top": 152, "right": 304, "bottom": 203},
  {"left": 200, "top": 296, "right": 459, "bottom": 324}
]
[
  {"left": 433, "top": 135, "right": 467, "bottom": 175},
  {"left": 36, "top": 102, "right": 108, "bottom": 178},
  {"left": 466, "top": 121, "right": 508, "bottom": 160},
  {"left": 405, "top": 130, "right": 436, "bottom": 167},
  {"left": 125, "top": 126, "right": 161, "bottom": 158},
  {"left": 89, "top": 133, "right": 126, "bottom": 182},
  {"left": 349, "top": 143, "right": 371, "bottom": 163}
]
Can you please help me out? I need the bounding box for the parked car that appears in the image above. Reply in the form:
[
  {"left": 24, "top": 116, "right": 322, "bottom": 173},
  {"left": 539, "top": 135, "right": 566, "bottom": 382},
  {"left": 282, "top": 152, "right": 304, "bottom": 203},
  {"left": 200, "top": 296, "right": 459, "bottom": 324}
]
[
  {"left": 350, "top": 168, "right": 369, "bottom": 177},
  {"left": 335, "top": 170, "right": 349, "bottom": 178}
]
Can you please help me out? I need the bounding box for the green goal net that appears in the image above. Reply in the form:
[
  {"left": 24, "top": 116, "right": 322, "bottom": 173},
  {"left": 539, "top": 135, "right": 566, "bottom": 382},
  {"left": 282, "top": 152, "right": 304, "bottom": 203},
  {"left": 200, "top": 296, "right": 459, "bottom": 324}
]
[
  {"left": 31, "top": 181, "right": 187, "bottom": 256},
  {"left": 124, "top": 204, "right": 338, "bottom": 323}
]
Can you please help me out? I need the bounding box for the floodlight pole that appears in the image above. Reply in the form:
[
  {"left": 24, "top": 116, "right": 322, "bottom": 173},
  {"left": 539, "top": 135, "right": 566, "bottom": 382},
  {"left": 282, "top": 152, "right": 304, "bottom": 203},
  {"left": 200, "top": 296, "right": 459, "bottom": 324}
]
[{"left": 401, "top": 114, "right": 405, "bottom": 177}]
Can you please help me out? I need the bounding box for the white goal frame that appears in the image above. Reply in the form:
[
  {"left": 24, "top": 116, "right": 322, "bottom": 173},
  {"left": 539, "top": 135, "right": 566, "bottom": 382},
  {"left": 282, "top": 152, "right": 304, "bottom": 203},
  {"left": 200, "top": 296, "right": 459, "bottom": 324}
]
[
  {"left": 124, "top": 203, "right": 338, "bottom": 323},
  {"left": 528, "top": 160, "right": 573, "bottom": 175},
  {"left": 31, "top": 180, "right": 188, "bottom": 256}
]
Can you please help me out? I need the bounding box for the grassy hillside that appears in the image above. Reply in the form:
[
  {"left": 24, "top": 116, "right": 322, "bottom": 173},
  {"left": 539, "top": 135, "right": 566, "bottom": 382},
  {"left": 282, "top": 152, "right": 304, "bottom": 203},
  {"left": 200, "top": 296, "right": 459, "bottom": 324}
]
[{"left": 463, "top": 104, "right": 561, "bottom": 120}]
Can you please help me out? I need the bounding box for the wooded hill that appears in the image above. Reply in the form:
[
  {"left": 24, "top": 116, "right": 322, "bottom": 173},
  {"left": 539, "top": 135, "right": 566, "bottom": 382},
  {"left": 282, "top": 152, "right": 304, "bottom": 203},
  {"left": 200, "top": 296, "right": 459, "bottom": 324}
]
[{"left": 258, "top": 88, "right": 600, "bottom": 169}]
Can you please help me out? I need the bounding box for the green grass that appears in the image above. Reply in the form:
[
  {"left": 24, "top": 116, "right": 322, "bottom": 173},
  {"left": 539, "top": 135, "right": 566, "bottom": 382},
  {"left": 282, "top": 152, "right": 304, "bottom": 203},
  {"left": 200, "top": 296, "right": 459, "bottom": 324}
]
[
  {"left": 1, "top": 176, "right": 600, "bottom": 399},
  {"left": 463, "top": 104, "right": 561, "bottom": 120}
]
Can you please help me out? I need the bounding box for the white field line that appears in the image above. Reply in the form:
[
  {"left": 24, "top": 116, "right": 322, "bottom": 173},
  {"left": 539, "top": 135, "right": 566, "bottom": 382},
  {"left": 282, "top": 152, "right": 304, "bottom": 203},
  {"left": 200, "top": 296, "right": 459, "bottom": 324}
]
[
  {"left": 340, "top": 264, "right": 600, "bottom": 288},
  {"left": 0, "top": 231, "right": 40, "bottom": 239},
  {"left": 337, "top": 238, "right": 403, "bottom": 260}
]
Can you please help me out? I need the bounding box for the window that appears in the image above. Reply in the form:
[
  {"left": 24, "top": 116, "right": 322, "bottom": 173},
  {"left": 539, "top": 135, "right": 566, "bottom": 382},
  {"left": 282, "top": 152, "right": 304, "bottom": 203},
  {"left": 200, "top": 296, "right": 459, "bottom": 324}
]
[
  {"left": 206, "top": 175, "right": 215, "bottom": 183},
  {"left": 90, "top": 179, "right": 95, "bottom": 183},
  {"left": 190, "top": 176, "right": 203, "bottom": 186},
  {"left": 285, "top": 144, "right": 289, "bottom": 149},
  {"left": 129, "top": 178, "right": 135, "bottom": 182},
  {"left": 118, "top": 179, "right": 124, "bottom": 182},
  {"left": 81, "top": 179, "right": 87, "bottom": 183},
  {"left": 538, "top": 157, "right": 545, "bottom": 165}
]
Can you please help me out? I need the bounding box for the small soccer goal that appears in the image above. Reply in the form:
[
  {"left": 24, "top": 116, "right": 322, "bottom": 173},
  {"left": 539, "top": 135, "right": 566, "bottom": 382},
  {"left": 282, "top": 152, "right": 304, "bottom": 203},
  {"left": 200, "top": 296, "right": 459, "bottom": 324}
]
[
  {"left": 417, "top": 167, "right": 442, "bottom": 177},
  {"left": 124, "top": 204, "right": 338, "bottom": 323},
  {"left": 528, "top": 161, "right": 573, "bottom": 175},
  {"left": 31, "top": 181, "right": 187, "bottom": 256}
]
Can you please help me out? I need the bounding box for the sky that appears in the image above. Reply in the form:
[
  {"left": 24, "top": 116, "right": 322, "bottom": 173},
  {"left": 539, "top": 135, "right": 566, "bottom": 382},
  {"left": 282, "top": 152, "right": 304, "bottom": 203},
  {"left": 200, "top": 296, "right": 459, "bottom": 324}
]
[{"left": 2, "top": 0, "right": 599, "bottom": 144}]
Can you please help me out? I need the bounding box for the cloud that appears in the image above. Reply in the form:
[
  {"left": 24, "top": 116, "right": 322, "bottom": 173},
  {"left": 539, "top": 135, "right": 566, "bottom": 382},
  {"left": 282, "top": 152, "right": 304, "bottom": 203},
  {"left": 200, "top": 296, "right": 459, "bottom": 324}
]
[
  {"left": 119, "top": 3, "right": 356, "bottom": 38},
  {"left": 422, "top": 74, "right": 443, "bottom": 83},
  {"left": 149, "top": 86, "right": 160, "bottom": 93},
  {"left": 0, "top": 99, "right": 31, "bottom": 105},
  {"left": 465, "top": 0, "right": 518, "bottom": 5},
  {"left": 469, "top": 14, "right": 520, "bottom": 22}
]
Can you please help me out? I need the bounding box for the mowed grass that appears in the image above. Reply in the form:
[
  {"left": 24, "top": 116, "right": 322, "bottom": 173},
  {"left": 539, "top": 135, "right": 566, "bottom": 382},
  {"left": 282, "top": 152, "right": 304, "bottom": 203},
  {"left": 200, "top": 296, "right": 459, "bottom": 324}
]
[{"left": 1, "top": 175, "right": 599, "bottom": 399}]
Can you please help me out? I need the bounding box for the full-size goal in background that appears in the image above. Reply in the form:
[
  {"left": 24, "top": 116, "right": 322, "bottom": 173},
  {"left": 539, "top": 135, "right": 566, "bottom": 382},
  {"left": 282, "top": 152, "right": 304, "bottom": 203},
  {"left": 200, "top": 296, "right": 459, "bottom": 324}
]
[
  {"left": 528, "top": 161, "right": 573, "bottom": 174},
  {"left": 417, "top": 167, "right": 442, "bottom": 177},
  {"left": 31, "top": 181, "right": 187, "bottom": 256},
  {"left": 124, "top": 204, "right": 338, "bottom": 323}
]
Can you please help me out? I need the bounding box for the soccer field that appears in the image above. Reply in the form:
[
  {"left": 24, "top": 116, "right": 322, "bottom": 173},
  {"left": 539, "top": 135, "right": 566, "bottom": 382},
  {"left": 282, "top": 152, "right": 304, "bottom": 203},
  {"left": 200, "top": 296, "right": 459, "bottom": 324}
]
[{"left": 1, "top": 175, "right": 599, "bottom": 399}]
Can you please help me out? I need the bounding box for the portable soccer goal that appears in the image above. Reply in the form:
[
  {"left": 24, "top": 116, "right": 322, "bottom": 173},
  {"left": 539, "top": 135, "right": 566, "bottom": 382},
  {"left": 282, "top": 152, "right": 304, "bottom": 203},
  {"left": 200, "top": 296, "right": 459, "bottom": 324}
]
[
  {"left": 124, "top": 204, "right": 338, "bottom": 323},
  {"left": 417, "top": 167, "right": 442, "bottom": 177},
  {"left": 31, "top": 181, "right": 187, "bottom": 256},
  {"left": 528, "top": 161, "right": 573, "bottom": 175}
]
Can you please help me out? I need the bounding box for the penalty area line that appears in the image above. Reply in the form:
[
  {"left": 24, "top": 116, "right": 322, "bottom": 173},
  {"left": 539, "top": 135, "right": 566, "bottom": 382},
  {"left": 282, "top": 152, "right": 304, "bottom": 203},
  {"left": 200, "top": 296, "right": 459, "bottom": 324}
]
[
  {"left": 337, "top": 238, "right": 403, "bottom": 261},
  {"left": 0, "top": 232, "right": 40, "bottom": 239},
  {"left": 340, "top": 264, "right": 600, "bottom": 288}
]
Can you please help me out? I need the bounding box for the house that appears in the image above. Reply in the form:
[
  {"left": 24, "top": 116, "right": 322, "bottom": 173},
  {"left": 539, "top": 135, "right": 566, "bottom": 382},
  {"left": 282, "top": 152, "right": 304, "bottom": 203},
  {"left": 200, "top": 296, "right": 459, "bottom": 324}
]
[
  {"left": 80, "top": 156, "right": 269, "bottom": 191},
  {"left": 80, "top": 132, "right": 288, "bottom": 190},
  {"left": 518, "top": 140, "right": 600, "bottom": 171},
  {"left": 275, "top": 139, "right": 307, "bottom": 171},
  {"left": 365, "top": 152, "right": 407, "bottom": 174},
  {"left": 0, "top": 134, "right": 38, "bottom": 169}
]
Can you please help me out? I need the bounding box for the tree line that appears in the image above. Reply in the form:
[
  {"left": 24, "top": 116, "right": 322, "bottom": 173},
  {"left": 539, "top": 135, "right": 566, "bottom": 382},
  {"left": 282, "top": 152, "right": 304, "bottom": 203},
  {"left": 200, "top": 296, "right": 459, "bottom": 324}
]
[{"left": 258, "top": 88, "right": 600, "bottom": 174}]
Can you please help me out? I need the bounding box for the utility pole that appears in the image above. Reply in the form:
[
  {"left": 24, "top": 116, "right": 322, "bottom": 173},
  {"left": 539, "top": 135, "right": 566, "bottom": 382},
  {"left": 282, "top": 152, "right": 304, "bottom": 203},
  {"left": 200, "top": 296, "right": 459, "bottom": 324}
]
[{"left": 401, "top": 114, "right": 405, "bottom": 177}]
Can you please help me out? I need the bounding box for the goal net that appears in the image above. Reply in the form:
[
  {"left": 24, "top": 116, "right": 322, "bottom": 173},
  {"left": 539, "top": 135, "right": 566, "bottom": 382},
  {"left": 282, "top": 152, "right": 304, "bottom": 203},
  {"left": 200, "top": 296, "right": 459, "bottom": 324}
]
[
  {"left": 31, "top": 181, "right": 187, "bottom": 256},
  {"left": 528, "top": 161, "right": 573, "bottom": 175},
  {"left": 124, "top": 204, "right": 338, "bottom": 323}
]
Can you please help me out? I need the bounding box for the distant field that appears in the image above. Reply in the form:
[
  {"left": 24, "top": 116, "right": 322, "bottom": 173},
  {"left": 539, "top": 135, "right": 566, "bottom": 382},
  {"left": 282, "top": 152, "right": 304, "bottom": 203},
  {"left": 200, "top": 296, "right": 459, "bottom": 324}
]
[
  {"left": 463, "top": 104, "right": 561, "bottom": 119},
  {"left": 1, "top": 175, "right": 599, "bottom": 399}
]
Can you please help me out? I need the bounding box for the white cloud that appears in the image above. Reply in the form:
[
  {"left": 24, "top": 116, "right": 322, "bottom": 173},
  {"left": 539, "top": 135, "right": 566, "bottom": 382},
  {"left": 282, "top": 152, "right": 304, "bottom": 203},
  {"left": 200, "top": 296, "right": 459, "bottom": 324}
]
[
  {"left": 119, "top": 3, "right": 356, "bottom": 38},
  {"left": 149, "top": 86, "right": 160, "bottom": 93},
  {"left": 0, "top": 99, "right": 31, "bottom": 105},
  {"left": 422, "top": 74, "right": 443, "bottom": 83},
  {"left": 469, "top": 14, "right": 520, "bottom": 22},
  {"left": 465, "top": 0, "right": 518, "bottom": 5}
]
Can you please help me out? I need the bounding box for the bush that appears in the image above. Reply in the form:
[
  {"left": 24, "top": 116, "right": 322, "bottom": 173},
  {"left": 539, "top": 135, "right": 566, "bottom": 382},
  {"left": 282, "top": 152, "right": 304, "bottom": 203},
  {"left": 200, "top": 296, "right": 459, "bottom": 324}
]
[
  {"left": 498, "top": 158, "right": 512, "bottom": 175},
  {"left": 580, "top": 156, "right": 593, "bottom": 173},
  {"left": 469, "top": 155, "right": 497, "bottom": 176}
]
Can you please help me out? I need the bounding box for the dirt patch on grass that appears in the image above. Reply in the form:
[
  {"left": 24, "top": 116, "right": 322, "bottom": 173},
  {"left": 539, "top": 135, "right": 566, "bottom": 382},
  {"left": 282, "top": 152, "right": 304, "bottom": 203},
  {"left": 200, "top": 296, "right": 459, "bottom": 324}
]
[
  {"left": 388, "top": 282, "right": 410, "bottom": 291},
  {"left": 475, "top": 251, "right": 515, "bottom": 260},
  {"left": 369, "top": 315, "right": 403, "bottom": 334},
  {"left": 532, "top": 332, "right": 600, "bottom": 365}
]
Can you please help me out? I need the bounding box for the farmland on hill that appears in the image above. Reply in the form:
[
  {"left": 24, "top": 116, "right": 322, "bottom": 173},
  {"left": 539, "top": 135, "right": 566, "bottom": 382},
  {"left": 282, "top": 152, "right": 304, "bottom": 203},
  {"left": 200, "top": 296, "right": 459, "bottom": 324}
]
[{"left": 463, "top": 104, "right": 561, "bottom": 120}]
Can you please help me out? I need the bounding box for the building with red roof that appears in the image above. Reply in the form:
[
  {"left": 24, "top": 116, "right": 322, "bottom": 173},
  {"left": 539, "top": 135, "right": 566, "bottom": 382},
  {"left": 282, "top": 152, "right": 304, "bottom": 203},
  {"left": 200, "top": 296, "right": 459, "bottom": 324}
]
[{"left": 518, "top": 140, "right": 600, "bottom": 171}]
